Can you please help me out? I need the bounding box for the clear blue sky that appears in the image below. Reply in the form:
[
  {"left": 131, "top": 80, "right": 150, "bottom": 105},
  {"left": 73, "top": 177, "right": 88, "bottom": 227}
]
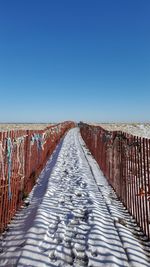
[{"left": 0, "top": 0, "right": 150, "bottom": 123}]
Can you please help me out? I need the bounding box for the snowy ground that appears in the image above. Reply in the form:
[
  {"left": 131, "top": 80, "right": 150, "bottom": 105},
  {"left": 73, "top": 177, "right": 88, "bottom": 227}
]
[
  {"left": 0, "top": 128, "right": 150, "bottom": 267},
  {"left": 0, "top": 123, "right": 53, "bottom": 131},
  {"left": 91, "top": 123, "right": 150, "bottom": 139}
]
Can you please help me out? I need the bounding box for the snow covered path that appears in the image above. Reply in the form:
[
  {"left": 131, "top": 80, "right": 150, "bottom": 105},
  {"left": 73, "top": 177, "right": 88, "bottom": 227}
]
[{"left": 0, "top": 128, "right": 150, "bottom": 267}]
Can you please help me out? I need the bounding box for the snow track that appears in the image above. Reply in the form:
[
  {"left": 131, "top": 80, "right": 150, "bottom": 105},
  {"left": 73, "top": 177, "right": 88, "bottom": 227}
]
[{"left": 0, "top": 128, "right": 150, "bottom": 267}]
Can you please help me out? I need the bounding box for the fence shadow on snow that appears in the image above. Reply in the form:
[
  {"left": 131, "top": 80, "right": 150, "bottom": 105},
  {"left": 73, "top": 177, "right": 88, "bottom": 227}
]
[
  {"left": 79, "top": 122, "right": 150, "bottom": 240},
  {"left": 0, "top": 121, "right": 75, "bottom": 233}
]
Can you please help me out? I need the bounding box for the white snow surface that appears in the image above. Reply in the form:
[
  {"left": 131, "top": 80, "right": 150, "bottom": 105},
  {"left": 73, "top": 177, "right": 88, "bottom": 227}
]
[
  {"left": 0, "top": 128, "right": 150, "bottom": 267},
  {"left": 96, "top": 123, "right": 150, "bottom": 139}
]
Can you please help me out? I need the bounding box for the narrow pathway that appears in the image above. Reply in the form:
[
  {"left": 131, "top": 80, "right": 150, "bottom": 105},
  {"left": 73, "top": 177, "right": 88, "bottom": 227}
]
[{"left": 0, "top": 128, "right": 150, "bottom": 267}]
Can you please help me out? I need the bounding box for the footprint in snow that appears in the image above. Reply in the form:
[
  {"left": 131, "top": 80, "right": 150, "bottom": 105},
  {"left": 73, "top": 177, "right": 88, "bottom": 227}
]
[
  {"left": 80, "top": 182, "right": 87, "bottom": 189},
  {"left": 55, "top": 242, "right": 74, "bottom": 265},
  {"left": 91, "top": 250, "right": 98, "bottom": 257},
  {"left": 73, "top": 251, "right": 89, "bottom": 267},
  {"left": 58, "top": 197, "right": 65, "bottom": 206},
  {"left": 49, "top": 250, "right": 57, "bottom": 262}
]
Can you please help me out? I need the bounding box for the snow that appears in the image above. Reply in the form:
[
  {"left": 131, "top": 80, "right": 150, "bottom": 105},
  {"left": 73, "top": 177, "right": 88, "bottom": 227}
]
[
  {"left": 92, "top": 123, "right": 150, "bottom": 139},
  {"left": 0, "top": 124, "right": 53, "bottom": 131},
  {"left": 0, "top": 128, "right": 150, "bottom": 267}
]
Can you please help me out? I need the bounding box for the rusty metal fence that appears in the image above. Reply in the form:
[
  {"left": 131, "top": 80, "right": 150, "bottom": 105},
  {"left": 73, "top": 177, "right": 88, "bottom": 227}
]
[
  {"left": 80, "top": 122, "right": 150, "bottom": 239},
  {"left": 0, "top": 121, "right": 75, "bottom": 233}
]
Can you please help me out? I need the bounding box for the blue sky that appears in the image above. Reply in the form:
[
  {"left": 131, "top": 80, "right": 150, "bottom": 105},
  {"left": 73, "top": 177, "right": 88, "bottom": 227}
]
[{"left": 0, "top": 0, "right": 150, "bottom": 123}]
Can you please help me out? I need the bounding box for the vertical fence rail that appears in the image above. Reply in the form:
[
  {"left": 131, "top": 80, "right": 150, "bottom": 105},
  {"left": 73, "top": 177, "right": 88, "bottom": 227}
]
[
  {"left": 0, "top": 121, "right": 75, "bottom": 233},
  {"left": 79, "top": 122, "right": 150, "bottom": 239}
]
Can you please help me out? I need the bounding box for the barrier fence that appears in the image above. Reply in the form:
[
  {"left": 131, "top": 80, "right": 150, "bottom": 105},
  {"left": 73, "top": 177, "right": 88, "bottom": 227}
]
[
  {"left": 0, "top": 121, "right": 75, "bottom": 233},
  {"left": 80, "top": 122, "right": 150, "bottom": 239}
]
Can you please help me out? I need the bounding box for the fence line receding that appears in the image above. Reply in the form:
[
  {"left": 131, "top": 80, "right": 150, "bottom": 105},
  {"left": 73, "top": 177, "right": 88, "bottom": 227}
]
[
  {"left": 0, "top": 121, "right": 75, "bottom": 233},
  {"left": 79, "top": 122, "right": 150, "bottom": 239}
]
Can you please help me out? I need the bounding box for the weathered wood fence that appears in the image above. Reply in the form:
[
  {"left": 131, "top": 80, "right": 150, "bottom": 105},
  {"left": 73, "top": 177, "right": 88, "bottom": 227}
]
[
  {"left": 0, "top": 121, "right": 75, "bottom": 232},
  {"left": 80, "top": 122, "right": 150, "bottom": 239}
]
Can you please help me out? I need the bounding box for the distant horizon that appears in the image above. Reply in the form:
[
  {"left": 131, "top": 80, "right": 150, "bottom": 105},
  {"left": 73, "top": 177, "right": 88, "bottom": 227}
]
[{"left": 0, "top": 121, "right": 150, "bottom": 124}]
